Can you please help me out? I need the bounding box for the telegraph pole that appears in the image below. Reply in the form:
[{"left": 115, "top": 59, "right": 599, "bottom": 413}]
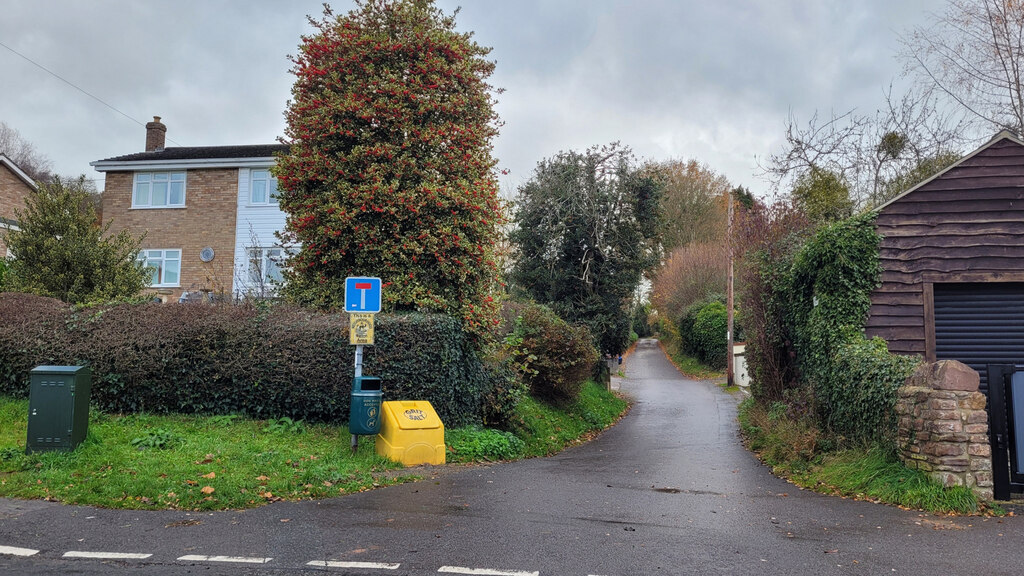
[{"left": 726, "top": 187, "right": 735, "bottom": 387}]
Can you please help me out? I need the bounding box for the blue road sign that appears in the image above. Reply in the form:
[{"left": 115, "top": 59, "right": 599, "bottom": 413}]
[{"left": 345, "top": 277, "right": 382, "bottom": 313}]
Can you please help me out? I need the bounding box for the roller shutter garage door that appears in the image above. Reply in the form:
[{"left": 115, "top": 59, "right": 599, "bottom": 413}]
[{"left": 934, "top": 282, "right": 1024, "bottom": 393}]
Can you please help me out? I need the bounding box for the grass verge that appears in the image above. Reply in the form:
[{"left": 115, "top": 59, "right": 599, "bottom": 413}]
[
  {"left": 737, "top": 397, "right": 984, "bottom": 515},
  {"left": 1, "top": 381, "right": 628, "bottom": 509},
  {"left": 447, "top": 380, "right": 629, "bottom": 462},
  {"left": 0, "top": 396, "right": 409, "bottom": 511},
  {"left": 658, "top": 340, "right": 725, "bottom": 380}
]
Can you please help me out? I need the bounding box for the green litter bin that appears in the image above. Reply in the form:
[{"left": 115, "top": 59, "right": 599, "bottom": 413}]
[
  {"left": 26, "top": 365, "right": 92, "bottom": 453},
  {"left": 349, "top": 376, "right": 383, "bottom": 436}
]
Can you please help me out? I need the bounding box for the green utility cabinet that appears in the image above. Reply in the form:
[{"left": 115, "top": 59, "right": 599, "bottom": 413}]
[{"left": 26, "top": 365, "right": 92, "bottom": 453}]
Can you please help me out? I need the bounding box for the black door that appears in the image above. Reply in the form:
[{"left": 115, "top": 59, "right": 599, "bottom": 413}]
[
  {"left": 934, "top": 283, "right": 1024, "bottom": 394},
  {"left": 986, "top": 365, "right": 1024, "bottom": 499}
]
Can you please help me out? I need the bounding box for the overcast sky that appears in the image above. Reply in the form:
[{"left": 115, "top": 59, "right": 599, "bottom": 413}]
[{"left": 0, "top": 0, "right": 938, "bottom": 197}]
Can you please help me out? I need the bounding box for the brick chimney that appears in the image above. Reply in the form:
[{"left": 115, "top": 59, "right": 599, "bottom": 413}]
[{"left": 145, "top": 116, "right": 166, "bottom": 152}]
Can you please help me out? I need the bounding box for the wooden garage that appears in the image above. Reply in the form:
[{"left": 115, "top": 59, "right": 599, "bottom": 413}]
[{"left": 865, "top": 131, "right": 1024, "bottom": 392}]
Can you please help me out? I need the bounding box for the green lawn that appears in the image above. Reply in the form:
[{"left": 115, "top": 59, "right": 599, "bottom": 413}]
[
  {"left": 1, "top": 380, "right": 629, "bottom": 510},
  {"left": 1, "top": 397, "right": 408, "bottom": 510}
]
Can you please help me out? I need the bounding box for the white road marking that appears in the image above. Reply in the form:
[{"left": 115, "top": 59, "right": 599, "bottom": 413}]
[
  {"left": 438, "top": 567, "right": 539, "bottom": 576},
  {"left": 0, "top": 545, "right": 39, "bottom": 557},
  {"left": 177, "top": 554, "right": 273, "bottom": 564},
  {"left": 307, "top": 560, "right": 401, "bottom": 570},
  {"left": 64, "top": 551, "right": 153, "bottom": 560}
]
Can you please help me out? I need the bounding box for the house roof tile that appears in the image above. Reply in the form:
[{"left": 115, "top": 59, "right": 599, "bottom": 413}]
[{"left": 97, "top": 144, "right": 290, "bottom": 163}]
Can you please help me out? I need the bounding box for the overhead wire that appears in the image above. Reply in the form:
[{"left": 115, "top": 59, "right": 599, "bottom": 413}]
[{"left": 0, "top": 39, "right": 182, "bottom": 146}]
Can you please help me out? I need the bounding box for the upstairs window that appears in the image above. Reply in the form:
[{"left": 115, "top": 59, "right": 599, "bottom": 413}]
[
  {"left": 250, "top": 170, "right": 278, "bottom": 205},
  {"left": 139, "top": 249, "right": 181, "bottom": 286},
  {"left": 133, "top": 172, "right": 186, "bottom": 208}
]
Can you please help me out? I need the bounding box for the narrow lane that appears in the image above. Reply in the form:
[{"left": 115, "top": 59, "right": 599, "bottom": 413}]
[{"left": 1, "top": 338, "right": 1022, "bottom": 575}]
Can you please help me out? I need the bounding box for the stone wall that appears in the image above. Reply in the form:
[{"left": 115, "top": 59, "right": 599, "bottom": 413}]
[{"left": 895, "top": 360, "right": 992, "bottom": 501}]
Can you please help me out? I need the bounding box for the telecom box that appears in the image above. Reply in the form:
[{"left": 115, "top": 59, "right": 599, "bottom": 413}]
[{"left": 27, "top": 365, "right": 92, "bottom": 453}]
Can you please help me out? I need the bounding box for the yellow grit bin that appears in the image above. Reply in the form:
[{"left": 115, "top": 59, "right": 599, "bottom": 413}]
[{"left": 375, "top": 400, "right": 446, "bottom": 466}]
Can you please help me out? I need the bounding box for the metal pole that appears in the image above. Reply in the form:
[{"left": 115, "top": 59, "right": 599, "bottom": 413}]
[{"left": 352, "top": 344, "right": 364, "bottom": 453}]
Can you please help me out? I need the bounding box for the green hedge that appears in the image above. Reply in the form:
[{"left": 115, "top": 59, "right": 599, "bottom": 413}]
[
  {"left": 676, "top": 297, "right": 728, "bottom": 368},
  {"left": 0, "top": 293, "right": 507, "bottom": 426},
  {"left": 500, "top": 301, "right": 598, "bottom": 404}
]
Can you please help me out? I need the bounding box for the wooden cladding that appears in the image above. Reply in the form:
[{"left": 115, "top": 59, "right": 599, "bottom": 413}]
[{"left": 866, "top": 135, "right": 1024, "bottom": 359}]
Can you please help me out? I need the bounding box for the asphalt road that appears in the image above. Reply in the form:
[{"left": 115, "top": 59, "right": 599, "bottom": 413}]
[{"left": 2, "top": 338, "right": 1022, "bottom": 575}]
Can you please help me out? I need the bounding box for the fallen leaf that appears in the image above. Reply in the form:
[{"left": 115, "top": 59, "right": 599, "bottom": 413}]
[
  {"left": 256, "top": 475, "right": 269, "bottom": 482},
  {"left": 280, "top": 518, "right": 290, "bottom": 523},
  {"left": 202, "top": 472, "right": 216, "bottom": 479},
  {"left": 825, "top": 549, "right": 838, "bottom": 554},
  {"left": 201, "top": 486, "right": 215, "bottom": 494},
  {"left": 184, "top": 480, "right": 198, "bottom": 486}
]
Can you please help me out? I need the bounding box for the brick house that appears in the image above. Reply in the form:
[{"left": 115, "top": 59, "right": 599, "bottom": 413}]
[
  {"left": 0, "top": 153, "right": 38, "bottom": 258},
  {"left": 91, "top": 118, "right": 289, "bottom": 302}
]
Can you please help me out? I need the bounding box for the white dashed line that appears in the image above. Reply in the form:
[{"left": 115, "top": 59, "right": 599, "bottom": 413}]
[
  {"left": 177, "top": 554, "right": 273, "bottom": 564},
  {"left": 438, "top": 567, "right": 539, "bottom": 576},
  {"left": 307, "top": 560, "right": 401, "bottom": 570},
  {"left": 0, "top": 545, "right": 39, "bottom": 557},
  {"left": 64, "top": 551, "right": 153, "bottom": 560}
]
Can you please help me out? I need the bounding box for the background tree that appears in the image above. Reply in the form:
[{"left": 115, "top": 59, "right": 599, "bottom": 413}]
[
  {"left": 879, "top": 150, "right": 962, "bottom": 202},
  {"left": 649, "top": 241, "right": 727, "bottom": 325},
  {"left": 762, "top": 87, "right": 965, "bottom": 209},
  {"left": 3, "top": 176, "right": 147, "bottom": 304},
  {"left": 0, "top": 121, "right": 53, "bottom": 182},
  {"left": 901, "top": 0, "right": 1024, "bottom": 134},
  {"left": 509, "top": 143, "right": 662, "bottom": 355},
  {"left": 275, "top": 0, "right": 503, "bottom": 334},
  {"left": 789, "top": 167, "right": 853, "bottom": 225},
  {"left": 647, "top": 158, "right": 729, "bottom": 252}
]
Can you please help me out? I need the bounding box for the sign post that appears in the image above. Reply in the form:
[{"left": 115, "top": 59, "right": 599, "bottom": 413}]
[{"left": 346, "top": 278, "right": 382, "bottom": 453}]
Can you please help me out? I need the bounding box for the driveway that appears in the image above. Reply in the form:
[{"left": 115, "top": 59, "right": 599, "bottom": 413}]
[{"left": 1, "top": 338, "right": 1021, "bottom": 575}]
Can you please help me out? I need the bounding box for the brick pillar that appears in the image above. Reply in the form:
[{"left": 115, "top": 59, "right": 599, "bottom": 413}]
[{"left": 145, "top": 116, "right": 166, "bottom": 152}]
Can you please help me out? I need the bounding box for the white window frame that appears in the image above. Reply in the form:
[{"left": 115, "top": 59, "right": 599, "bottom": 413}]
[
  {"left": 246, "top": 246, "right": 285, "bottom": 286},
  {"left": 139, "top": 249, "right": 182, "bottom": 287},
  {"left": 133, "top": 172, "right": 187, "bottom": 208},
  {"left": 249, "top": 169, "right": 278, "bottom": 205}
]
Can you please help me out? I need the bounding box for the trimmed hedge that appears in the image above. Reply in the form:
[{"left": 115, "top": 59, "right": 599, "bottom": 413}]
[{"left": 0, "top": 293, "right": 506, "bottom": 426}]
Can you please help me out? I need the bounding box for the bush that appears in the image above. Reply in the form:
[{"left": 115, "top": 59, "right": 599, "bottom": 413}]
[
  {"left": 501, "top": 301, "right": 598, "bottom": 404},
  {"left": 0, "top": 294, "right": 506, "bottom": 426},
  {"left": 676, "top": 296, "right": 728, "bottom": 368},
  {"left": 446, "top": 426, "right": 525, "bottom": 462},
  {"left": 691, "top": 301, "right": 728, "bottom": 368},
  {"left": 0, "top": 259, "right": 8, "bottom": 290},
  {"left": 816, "top": 333, "right": 919, "bottom": 444}
]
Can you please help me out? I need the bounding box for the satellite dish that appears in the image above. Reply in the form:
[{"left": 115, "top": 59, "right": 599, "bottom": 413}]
[{"left": 199, "top": 247, "right": 215, "bottom": 262}]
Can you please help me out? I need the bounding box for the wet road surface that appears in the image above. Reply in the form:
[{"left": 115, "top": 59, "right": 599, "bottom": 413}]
[{"left": 1, "top": 338, "right": 1022, "bottom": 575}]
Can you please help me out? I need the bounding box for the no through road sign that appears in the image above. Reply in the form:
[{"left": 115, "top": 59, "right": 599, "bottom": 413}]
[{"left": 345, "top": 277, "right": 382, "bottom": 313}]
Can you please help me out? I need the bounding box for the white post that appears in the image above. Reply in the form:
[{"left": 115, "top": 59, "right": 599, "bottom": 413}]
[{"left": 352, "top": 344, "right": 364, "bottom": 453}]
